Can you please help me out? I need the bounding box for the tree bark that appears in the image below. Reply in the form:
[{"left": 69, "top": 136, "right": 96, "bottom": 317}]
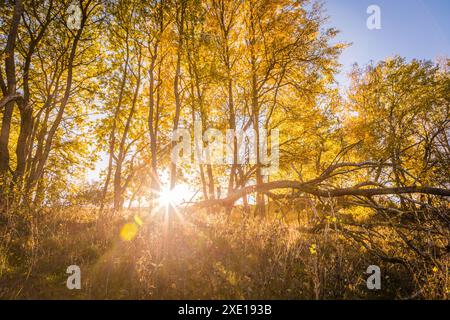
[{"left": 0, "top": 0, "right": 23, "bottom": 183}]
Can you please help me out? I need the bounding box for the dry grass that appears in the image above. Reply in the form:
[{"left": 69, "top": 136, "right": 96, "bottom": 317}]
[{"left": 0, "top": 206, "right": 448, "bottom": 300}]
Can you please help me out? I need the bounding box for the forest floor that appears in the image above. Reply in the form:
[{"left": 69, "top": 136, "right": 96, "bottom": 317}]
[{"left": 0, "top": 207, "right": 448, "bottom": 300}]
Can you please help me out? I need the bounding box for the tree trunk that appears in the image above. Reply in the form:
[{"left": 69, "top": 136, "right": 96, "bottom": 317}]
[{"left": 0, "top": 0, "right": 23, "bottom": 187}]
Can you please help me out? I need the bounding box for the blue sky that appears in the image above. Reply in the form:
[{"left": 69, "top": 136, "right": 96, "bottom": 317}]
[{"left": 324, "top": 0, "right": 450, "bottom": 86}]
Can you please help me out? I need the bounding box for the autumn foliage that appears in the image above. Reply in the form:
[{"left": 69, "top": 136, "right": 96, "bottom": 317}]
[{"left": 0, "top": 0, "right": 449, "bottom": 299}]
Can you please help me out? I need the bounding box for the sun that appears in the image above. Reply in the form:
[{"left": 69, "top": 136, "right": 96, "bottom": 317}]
[
  {"left": 159, "top": 188, "right": 178, "bottom": 206},
  {"left": 158, "top": 184, "right": 194, "bottom": 207}
]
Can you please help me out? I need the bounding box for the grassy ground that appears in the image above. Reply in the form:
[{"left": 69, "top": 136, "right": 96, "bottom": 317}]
[{"left": 0, "top": 206, "right": 448, "bottom": 299}]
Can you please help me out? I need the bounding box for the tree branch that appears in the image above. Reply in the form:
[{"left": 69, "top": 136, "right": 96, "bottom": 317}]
[{"left": 190, "top": 180, "right": 450, "bottom": 209}]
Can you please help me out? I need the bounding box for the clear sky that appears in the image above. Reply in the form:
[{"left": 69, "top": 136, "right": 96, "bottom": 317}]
[{"left": 324, "top": 0, "right": 450, "bottom": 86}]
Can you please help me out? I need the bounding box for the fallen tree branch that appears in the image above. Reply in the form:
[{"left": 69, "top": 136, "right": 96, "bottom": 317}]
[{"left": 190, "top": 180, "right": 450, "bottom": 209}]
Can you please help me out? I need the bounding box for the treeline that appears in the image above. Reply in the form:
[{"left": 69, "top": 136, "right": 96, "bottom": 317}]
[{"left": 0, "top": 0, "right": 449, "bottom": 216}]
